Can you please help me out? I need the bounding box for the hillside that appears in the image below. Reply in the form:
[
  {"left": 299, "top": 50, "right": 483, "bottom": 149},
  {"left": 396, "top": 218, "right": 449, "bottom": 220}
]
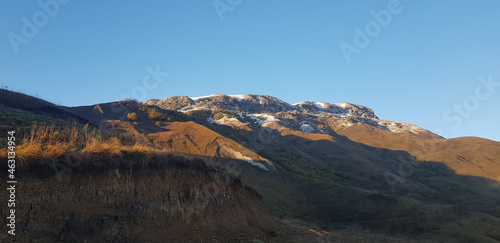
[
  {"left": 0, "top": 89, "right": 89, "bottom": 125},
  {"left": 0, "top": 89, "right": 92, "bottom": 147},
  {"left": 338, "top": 123, "right": 500, "bottom": 182}
]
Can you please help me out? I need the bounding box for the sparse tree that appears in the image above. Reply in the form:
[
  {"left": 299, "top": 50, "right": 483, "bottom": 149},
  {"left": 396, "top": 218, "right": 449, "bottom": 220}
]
[{"left": 127, "top": 112, "right": 137, "bottom": 121}]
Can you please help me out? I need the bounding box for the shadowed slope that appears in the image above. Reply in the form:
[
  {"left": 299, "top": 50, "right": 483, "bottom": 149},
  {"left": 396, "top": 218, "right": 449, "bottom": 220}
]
[{"left": 0, "top": 89, "right": 89, "bottom": 124}]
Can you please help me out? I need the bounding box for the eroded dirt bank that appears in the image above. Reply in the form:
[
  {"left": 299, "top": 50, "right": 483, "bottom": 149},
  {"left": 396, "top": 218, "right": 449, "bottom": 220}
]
[{"left": 0, "top": 154, "right": 279, "bottom": 242}]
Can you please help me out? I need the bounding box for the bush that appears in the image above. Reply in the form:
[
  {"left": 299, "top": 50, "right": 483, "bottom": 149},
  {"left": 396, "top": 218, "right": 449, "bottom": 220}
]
[
  {"left": 213, "top": 112, "right": 224, "bottom": 120},
  {"left": 127, "top": 112, "right": 137, "bottom": 121},
  {"left": 155, "top": 121, "right": 161, "bottom": 127}
]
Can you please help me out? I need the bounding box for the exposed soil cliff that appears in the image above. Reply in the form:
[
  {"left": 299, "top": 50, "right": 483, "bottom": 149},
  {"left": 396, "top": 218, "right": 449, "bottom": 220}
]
[{"left": 0, "top": 154, "right": 279, "bottom": 242}]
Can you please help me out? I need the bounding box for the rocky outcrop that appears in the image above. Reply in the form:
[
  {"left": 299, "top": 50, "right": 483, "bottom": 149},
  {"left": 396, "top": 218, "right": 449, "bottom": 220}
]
[{"left": 146, "top": 94, "right": 295, "bottom": 114}]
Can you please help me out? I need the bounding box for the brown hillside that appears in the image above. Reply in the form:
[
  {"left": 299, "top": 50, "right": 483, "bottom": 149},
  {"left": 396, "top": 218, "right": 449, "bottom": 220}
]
[
  {"left": 148, "top": 121, "right": 276, "bottom": 171},
  {"left": 338, "top": 123, "right": 500, "bottom": 182}
]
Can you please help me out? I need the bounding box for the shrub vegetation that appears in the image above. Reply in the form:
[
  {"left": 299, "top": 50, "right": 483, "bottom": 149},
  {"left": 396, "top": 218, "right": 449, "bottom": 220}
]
[{"left": 127, "top": 112, "right": 137, "bottom": 121}]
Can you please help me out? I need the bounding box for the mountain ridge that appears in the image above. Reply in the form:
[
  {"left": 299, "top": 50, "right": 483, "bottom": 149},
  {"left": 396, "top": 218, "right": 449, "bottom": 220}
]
[{"left": 145, "top": 93, "right": 441, "bottom": 138}]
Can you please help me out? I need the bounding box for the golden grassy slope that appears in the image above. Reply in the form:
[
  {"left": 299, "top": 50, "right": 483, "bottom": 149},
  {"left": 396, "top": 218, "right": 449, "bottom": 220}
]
[{"left": 147, "top": 121, "right": 274, "bottom": 170}]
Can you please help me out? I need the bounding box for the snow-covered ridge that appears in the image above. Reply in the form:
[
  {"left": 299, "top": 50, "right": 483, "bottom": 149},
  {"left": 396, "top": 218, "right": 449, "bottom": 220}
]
[
  {"left": 249, "top": 114, "right": 280, "bottom": 124},
  {"left": 228, "top": 94, "right": 246, "bottom": 101},
  {"left": 190, "top": 95, "right": 214, "bottom": 101},
  {"left": 190, "top": 94, "right": 247, "bottom": 101},
  {"left": 145, "top": 93, "right": 434, "bottom": 137},
  {"left": 334, "top": 102, "right": 349, "bottom": 108},
  {"left": 314, "top": 102, "right": 327, "bottom": 109}
]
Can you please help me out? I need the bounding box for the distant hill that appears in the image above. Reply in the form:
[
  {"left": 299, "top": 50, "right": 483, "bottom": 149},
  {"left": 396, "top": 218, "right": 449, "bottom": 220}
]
[
  {"left": 0, "top": 88, "right": 89, "bottom": 124},
  {"left": 0, "top": 89, "right": 91, "bottom": 146}
]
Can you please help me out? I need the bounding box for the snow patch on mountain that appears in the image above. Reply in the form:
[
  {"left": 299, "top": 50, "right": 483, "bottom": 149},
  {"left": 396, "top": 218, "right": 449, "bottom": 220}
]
[
  {"left": 228, "top": 94, "right": 246, "bottom": 101},
  {"left": 249, "top": 116, "right": 264, "bottom": 125},
  {"left": 225, "top": 147, "right": 271, "bottom": 171},
  {"left": 190, "top": 93, "right": 247, "bottom": 101},
  {"left": 190, "top": 94, "right": 216, "bottom": 101},
  {"left": 300, "top": 124, "right": 316, "bottom": 133},
  {"left": 208, "top": 115, "right": 248, "bottom": 128},
  {"left": 250, "top": 114, "right": 280, "bottom": 124},
  {"left": 314, "top": 102, "right": 327, "bottom": 109},
  {"left": 335, "top": 102, "right": 349, "bottom": 108},
  {"left": 207, "top": 117, "right": 217, "bottom": 124},
  {"left": 292, "top": 101, "right": 306, "bottom": 106},
  {"left": 377, "top": 120, "right": 427, "bottom": 135},
  {"left": 180, "top": 106, "right": 205, "bottom": 113}
]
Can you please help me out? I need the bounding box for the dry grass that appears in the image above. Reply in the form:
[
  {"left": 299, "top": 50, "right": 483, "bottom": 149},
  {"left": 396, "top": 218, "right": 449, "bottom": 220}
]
[
  {"left": 14, "top": 124, "right": 79, "bottom": 161},
  {"left": 81, "top": 136, "right": 122, "bottom": 155},
  {"left": 2, "top": 123, "right": 160, "bottom": 167}
]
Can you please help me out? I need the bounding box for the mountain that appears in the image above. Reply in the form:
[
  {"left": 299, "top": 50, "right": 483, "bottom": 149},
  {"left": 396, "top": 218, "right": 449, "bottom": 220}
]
[
  {"left": 145, "top": 93, "right": 441, "bottom": 138},
  {"left": 2, "top": 89, "right": 500, "bottom": 242}
]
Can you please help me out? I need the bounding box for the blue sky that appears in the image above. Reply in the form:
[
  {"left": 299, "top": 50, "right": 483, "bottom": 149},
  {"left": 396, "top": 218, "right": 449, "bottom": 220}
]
[{"left": 1, "top": 0, "right": 500, "bottom": 141}]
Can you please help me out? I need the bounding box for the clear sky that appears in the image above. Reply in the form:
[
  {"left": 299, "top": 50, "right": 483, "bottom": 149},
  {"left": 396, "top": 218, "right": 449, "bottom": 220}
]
[{"left": 1, "top": 0, "right": 499, "bottom": 141}]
